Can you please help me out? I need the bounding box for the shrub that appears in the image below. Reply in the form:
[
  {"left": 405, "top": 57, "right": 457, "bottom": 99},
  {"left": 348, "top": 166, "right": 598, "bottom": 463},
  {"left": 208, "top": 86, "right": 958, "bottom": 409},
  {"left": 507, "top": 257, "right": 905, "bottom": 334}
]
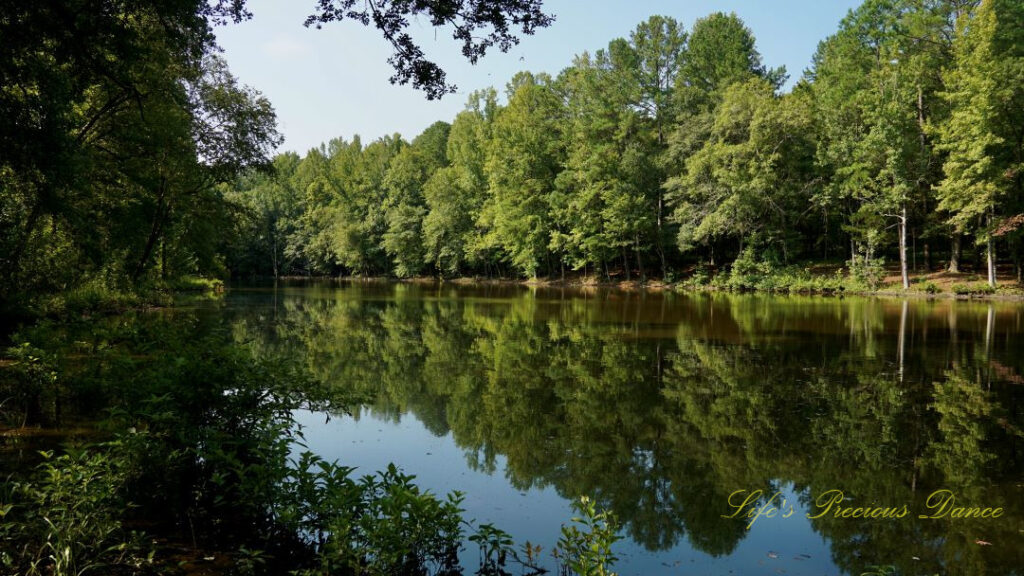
[
  {"left": 847, "top": 254, "right": 885, "bottom": 291},
  {"left": 163, "top": 275, "right": 225, "bottom": 293},
  {"left": 0, "top": 343, "right": 59, "bottom": 428},
  {"left": 952, "top": 283, "right": 995, "bottom": 296},
  {"left": 470, "top": 523, "right": 516, "bottom": 576},
  {"left": 727, "top": 247, "right": 775, "bottom": 291},
  {"left": 0, "top": 444, "right": 152, "bottom": 576},
  {"left": 555, "top": 496, "right": 621, "bottom": 576}
]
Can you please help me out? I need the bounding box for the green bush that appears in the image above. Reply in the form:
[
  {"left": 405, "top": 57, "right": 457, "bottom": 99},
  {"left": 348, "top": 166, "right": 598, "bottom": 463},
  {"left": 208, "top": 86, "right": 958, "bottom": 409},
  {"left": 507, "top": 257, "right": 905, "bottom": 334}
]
[
  {"left": 679, "top": 264, "right": 712, "bottom": 290},
  {"left": 555, "top": 496, "right": 621, "bottom": 576},
  {"left": 0, "top": 343, "right": 60, "bottom": 428},
  {"left": 162, "top": 275, "right": 225, "bottom": 293},
  {"left": 847, "top": 254, "right": 885, "bottom": 291},
  {"left": 952, "top": 283, "right": 995, "bottom": 296},
  {"left": 0, "top": 444, "right": 152, "bottom": 576},
  {"left": 727, "top": 247, "right": 774, "bottom": 291},
  {"left": 469, "top": 523, "right": 516, "bottom": 576}
]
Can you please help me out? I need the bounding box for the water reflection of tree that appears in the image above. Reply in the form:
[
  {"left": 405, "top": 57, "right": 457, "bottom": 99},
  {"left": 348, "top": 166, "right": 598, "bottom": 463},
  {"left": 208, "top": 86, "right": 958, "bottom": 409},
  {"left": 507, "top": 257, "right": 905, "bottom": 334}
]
[{"left": 233, "top": 285, "right": 1024, "bottom": 573}]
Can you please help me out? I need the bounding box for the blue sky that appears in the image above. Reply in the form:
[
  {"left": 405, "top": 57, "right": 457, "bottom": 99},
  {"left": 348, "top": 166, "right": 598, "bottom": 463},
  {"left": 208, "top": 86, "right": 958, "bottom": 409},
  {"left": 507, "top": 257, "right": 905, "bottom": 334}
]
[{"left": 215, "top": 0, "right": 862, "bottom": 155}]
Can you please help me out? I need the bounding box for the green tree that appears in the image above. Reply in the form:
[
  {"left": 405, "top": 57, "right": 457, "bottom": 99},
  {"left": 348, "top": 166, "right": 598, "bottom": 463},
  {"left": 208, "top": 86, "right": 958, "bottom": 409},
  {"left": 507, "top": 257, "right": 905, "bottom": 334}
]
[
  {"left": 227, "top": 152, "right": 302, "bottom": 277},
  {"left": 423, "top": 90, "right": 499, "bottom": 276},
  {"left": 382, "top": 122, "right": 451, "bottom": 277},
  {"left": 556, "top": 48, "right": 641, "bottom": 278},
  {"left": 676, "top": 12, "right": 785, "bottom": 111},
  {"left": 936, "top": 0, "right": 1024, "bottom": 287},
  {"left": 484, "top": 72, "right": 566, "bottom": 278},
  {"left": 329, "top": 135, "right": 404, "bottom": 275},
  {"left": 665, "top": 12, "right": 785, "bottom": 266},
  {"left": 668, "top": 79, "right": 814, "bottom": 264}
]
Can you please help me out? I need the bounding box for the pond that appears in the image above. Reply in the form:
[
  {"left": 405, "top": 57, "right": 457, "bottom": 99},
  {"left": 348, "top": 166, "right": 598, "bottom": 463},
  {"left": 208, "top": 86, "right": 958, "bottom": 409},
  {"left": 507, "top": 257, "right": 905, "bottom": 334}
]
[
  {"left": 220, "top": 281, "right": 1024, "bottom": 576},
  {"left": 4, "top": 280, "right": 1022, "bottom": 575}
]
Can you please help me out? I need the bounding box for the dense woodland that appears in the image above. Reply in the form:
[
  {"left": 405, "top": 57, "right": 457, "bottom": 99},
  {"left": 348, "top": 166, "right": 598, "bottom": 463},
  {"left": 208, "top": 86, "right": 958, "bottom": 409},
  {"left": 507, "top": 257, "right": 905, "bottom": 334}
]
[
  {"left": 2, "top": 0, "right": 1024, "bottom": 312},
  {"left": 226, "top": 0, "right": 1024, "bottom": 289},
  {"left": 0, "top": 0, "right": 550, "bottom": 311}
]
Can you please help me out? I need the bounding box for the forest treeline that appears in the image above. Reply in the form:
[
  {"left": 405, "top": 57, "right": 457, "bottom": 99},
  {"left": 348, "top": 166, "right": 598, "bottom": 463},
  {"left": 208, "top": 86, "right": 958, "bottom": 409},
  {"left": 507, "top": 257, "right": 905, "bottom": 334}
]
[
  {"left": 3, "top": 0, "right": 1023, "bottom": 311},
  {"left": 0, "top": 1, "right": 280, "bottom": 310},
  {"left": 227, "top": 0, "right": 1024, "bottom": 289},
  {"left": 0, "top": 0, "right": 551, "bottom": 312}
]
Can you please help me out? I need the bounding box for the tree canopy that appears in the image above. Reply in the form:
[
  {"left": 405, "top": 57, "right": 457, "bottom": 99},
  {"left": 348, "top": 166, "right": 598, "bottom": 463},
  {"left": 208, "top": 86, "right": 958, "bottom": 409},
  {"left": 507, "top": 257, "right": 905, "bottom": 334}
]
[{"left": 5, "top": 0, "right": 1024, "bottom": 301}]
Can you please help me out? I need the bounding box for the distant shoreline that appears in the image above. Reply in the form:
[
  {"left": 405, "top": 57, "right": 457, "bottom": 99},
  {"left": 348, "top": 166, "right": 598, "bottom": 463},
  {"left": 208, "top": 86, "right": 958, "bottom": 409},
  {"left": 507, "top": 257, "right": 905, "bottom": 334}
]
[{"left": 233, "top": 273, "right": 1024, "bottom": 302}]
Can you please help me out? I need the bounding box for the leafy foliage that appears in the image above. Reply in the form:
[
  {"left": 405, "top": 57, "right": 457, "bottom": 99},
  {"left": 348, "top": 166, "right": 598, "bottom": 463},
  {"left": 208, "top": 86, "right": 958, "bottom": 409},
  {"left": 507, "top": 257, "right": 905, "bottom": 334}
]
[
  {"left": 304, "top": 0, "right": 554, "bottom": 99},
  {"left": 555, "top": 497, "right": 622, "bottom": 576},
  {"left": 210, "top": 3, "right": 1024, "bottom": 289}
]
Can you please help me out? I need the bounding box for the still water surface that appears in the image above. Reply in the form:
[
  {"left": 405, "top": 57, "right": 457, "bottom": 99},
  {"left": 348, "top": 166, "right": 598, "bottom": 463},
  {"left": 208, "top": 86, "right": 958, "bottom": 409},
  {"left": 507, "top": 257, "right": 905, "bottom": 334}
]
[{"left": 226, "top": 281, "right": 1024, "bottom": 576}]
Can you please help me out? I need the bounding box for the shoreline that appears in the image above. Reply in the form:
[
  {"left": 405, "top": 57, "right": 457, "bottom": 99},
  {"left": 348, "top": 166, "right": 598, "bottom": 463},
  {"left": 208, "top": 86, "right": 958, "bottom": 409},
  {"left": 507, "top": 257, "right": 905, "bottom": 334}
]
[{"left": 239, "top": 274, "right": 1024, "bottom": 302}]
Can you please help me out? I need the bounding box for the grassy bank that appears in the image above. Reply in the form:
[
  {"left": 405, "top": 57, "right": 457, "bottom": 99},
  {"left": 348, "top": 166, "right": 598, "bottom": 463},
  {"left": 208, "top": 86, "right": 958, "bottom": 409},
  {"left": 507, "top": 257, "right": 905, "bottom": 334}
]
[
  {"left": 298, "top": 264, "right": 1024, "bottom": 300},
  {"left": 1, "top": 276, "right": 225, "bottom": 326}
]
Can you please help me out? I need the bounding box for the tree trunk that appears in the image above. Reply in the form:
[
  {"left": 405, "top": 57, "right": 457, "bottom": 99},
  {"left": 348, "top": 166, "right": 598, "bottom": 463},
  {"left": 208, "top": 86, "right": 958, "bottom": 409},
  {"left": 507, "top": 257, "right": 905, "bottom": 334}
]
[
  {"left": 160, "top": 236, "right": 168, "bottom": 280},
  {"left": 272, "top": 231, "right": 279, "bottom": 279},
  {"left": 635, "top": 235, "right": 645, "bottom": 282},
  {"left": 656, "top": 192, "right": 667, "bottom": 279},
  {"left": 923, "top": 242, "right": 931, "bottom": 272},
  {"left": 622, "top": 247, "right": 631, "bottom": 281},
  {"left": 134, "top": 181, "right": 169, "bottom": 281},
  {"left": 5, "top": 198, "right": 44, "bottom": 285},
  {"left": 987, "top": 231, "right": 996, "bottom": 288},
  {"left": 985, "top": 211, "right": 996, "bottom": 287},
  {"left": 899, "top": 206, "right": 909, "bottom": 290},
  {"left": 949, "top": 235, "right": 960, "bottom": 273},
  {"left": 657, "top": 241, "right": 667, "bottom": 280}
]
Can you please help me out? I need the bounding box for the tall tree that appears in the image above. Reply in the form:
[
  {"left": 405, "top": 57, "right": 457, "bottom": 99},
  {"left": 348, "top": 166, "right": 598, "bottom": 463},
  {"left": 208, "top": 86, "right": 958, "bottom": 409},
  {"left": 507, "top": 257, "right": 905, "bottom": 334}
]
[
  {"left": 483, "top": 72, "right": 565, "bottom": 278},
  {"left": 628, "top": 16, "right": 688, "bottom": 277},
  {"left": 666, "top": 12, "right": 785, "bottom": 266},
  {"left": 667, "top": 79, "right": 815, "bottom": 263},
  {"left": 556, "top": 48, "right": 637, "bottom": 279},
  {"left": 382, "top": 121, "right": 451, "bottom": 277},
  {"left": 423, "top": 90, "right": 498, "bottom": 276},
  {"left": 936, "top": 0, "right": 1024, "bottom": 287},
  {"left": 677, "top": 11, "right": 786, "bottom": 109},
  {"left": 227, "top": 152, "right": 302, "bottom": 277},
  {"left": 330, "top": 135, "right": 404, "bottom": 275}
]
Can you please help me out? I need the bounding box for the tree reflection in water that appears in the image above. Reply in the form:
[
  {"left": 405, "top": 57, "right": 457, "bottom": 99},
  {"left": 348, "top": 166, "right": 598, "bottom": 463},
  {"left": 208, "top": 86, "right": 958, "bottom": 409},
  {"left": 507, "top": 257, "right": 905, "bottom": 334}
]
[{"left": 230, "top": 282, "right": 1024, "bottom": 575}]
